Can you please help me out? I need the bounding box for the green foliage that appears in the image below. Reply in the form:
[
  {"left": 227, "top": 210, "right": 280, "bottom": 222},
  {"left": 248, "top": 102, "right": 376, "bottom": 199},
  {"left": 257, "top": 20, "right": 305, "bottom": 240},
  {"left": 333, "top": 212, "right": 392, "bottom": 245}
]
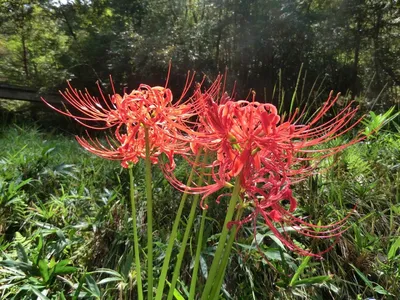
[
  {"left": 0, "top": 1, "right": 69, "bottom": 88},
  {"left": 1, "top": 1, "right": 398, "bottom": 298},
  {"left": 0, "top": 123, "right": 184, "bottom": 298},
  {"left": 0, "top": 108, "right": 399, "bottom": 298},
  {"left": 0, "top": 177, "right": 30, "bottom": 236},
  {"left": 362, "top": 106, "right": 399, "bottom": 137},
  {"left": 0, "top": 232, "right": 78, "bottom": 299}
]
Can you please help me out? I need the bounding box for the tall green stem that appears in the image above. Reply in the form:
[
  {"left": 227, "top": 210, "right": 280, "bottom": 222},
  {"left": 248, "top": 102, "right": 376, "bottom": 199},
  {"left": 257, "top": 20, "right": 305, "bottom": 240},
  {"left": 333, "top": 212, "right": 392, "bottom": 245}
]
[
  {"left": 155, "top": 151, "right": 202, "bottom": 300},
  {"left": 128, "top": 167, "right": 143, "bottom": 300},
  {"left": 189, "top": 199, "right": 208, "bottom": 300},
  {"left": 167, "top": 175, "right": 205, "bottom": 300},
  {"left": 209, "top": 206, "right": 244, "bottom": 299},
  {"left": 144, "top": 127, "right": 153, "bottom": 299},
  {"left": 201, "top": 178, "right": 241, "bottom": 300},
  {"left": 165, "top": 151, "right": 207, "bottom": 299}
]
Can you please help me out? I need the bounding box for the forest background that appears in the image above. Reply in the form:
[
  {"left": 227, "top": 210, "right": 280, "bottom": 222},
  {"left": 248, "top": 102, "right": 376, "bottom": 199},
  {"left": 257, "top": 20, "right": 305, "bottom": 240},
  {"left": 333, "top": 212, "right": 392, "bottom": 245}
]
[
  {"left": 1, "top": 1, "right": 400, "bottom": 299},
  {"left": 1, "top": 0, "right": 399, "bottom": 108}
]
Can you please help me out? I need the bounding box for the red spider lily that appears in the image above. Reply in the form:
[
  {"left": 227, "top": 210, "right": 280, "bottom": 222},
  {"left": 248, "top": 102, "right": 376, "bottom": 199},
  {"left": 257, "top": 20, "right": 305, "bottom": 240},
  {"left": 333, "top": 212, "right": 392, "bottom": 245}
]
[
  {"left": 231, "top": 170, "right": 352, "bottom": 257},
  {"left": 164, "top": 77, "right": 364, "bottom": 192},
  {"left": 161, "top": 77, "right": 364, "bottom": 256},
  {"left": 42, "top": 74, "right": 196, "bottom": 168},
  {"left": 224, "top": 141, "right": 351, "bottom": 258}
]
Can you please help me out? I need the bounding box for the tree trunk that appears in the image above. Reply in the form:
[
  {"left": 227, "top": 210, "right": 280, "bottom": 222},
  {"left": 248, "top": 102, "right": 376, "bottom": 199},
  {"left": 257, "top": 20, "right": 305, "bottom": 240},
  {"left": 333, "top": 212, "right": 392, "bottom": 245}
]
[
  {"left": 352, "top": 19, "right": 361, "bottom": 95},
  {"left": 215, "top": 2, "right": 224, "bottom": 69},
  {"left": 60, "top": 5, "right": 77, "bottom": 41},
  {"left": 372, "top": 7, "right": 383, "bottom": 91},
  {"left": 21, "top": 34, "right": 29, "bottom": 80}
]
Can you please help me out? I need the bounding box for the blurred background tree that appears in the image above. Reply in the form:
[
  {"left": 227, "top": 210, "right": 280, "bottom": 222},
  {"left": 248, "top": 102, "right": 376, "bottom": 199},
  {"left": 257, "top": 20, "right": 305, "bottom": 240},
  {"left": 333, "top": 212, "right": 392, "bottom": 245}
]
[{"left": 0, "top": 0, "right": 399, "bottom": 109}]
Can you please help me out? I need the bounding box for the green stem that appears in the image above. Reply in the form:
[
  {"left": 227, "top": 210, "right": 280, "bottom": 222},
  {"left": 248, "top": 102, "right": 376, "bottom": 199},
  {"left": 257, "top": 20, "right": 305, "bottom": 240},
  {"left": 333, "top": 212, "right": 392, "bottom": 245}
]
[
  {"left": 209, "top": 206, "right": 244, "bottom": 299},
  {"left": 200, "top": 178, "right": 241, "bottom": 300},
  {"left": 189, "top": 199, "right": 208, "bottom": 300},
  {"left": 167, "top": 152, "right": 208, "bottom": 299},
  {"left": 144, "top": 127, "right": 153, "bottom": 299},
  {"left": 155, "top": 150, "right": 203, "bottom": 300},
  {"left": 167, "top": 177, "right": 205, "bottom": 300},
  {"left": 129, "top": 167, "right": 143, "bottom": 300}
]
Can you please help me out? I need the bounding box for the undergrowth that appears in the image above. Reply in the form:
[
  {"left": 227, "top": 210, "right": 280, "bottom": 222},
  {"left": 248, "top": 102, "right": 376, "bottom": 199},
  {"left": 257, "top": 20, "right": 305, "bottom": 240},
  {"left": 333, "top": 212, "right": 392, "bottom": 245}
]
[{"left": 0, "top": 112, "right": 399, "bottom": 299}]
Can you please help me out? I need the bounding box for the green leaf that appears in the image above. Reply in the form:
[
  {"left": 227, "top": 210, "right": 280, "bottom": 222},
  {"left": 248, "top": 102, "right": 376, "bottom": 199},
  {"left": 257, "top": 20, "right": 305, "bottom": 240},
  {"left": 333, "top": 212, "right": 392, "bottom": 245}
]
[
  {"left": 292, "top": 275, "right": 332, "bottom": 286},
  {"left": 268, "top": 233, "right": 286, "bottom": 250},
  {"left": 90, "top": 269, "right": 125, "bottom": 286},
  {"left": 30, "top": 286, "right": 50, "bottom": 300},
  {"left": 97, "top": 277, "right": 123, "bottom": 285},
  {"left": 38, "top": 259, "right": 50, "bottom": 283},
  {"left": 263, "top": 248, "right": 292, "bottom": 262},
  {"left": 200, "top": 255, "right": 208, "bottom": 279},
  {"left": 392, "top": 121, "right": 400, "bottom": 133},
  {"left": 56, "top": 266, "right": 77, "bottom": 275},
  {"left": 16, "top": 243, "right": 29, "bottom": 263},
  {"left": 373, "top": 285, "right": 393, "bottom": 296},
  {"left": 0, "top": 259, "right": 34, "bottom": 274},
  {"left": 166, "top": 280, "right": 185, "bottom": 300},
  {"left": 289, "top": 256, "right": 311, "bottom": 286},
  {"left": 244, "top": 265, "right": 256, "bottom": 300},
  {"left": 387, "top": 237, "right": 400, "bottom": 260},
  {"left": 0, "top": 266, "right": 25, "bottom": 277},
  {"left": 120, "top": 250, "right": 133, "bottom": 279},
  {"left": 91, "top": 268, "right": 124, "bottom": 278},
  {"left": 72, "top": 274, "right": 86, "bottom": 300},
  {"left": 48, "top": 256, "right": 56, "bottom": 269},
  {"left": 53, "top": 259, "right": 69, "bottom": 269},
  {"left": 350, "top": 264, "right": 392, "bottom": 295},
  {"left": 350, "top": 263, "right": 374, "bottom": 289},
  {"left": 85, "top": 274, "right": 101, "bottom": 298},
  {"left": 35, "top": 235, "right": 44, "bottom": 265},
  {"left": 43, "top": 146, "right": 55, "bottom": 157},
  {"left": 14, "top": 178, "right": 33, "bottom": 191}
]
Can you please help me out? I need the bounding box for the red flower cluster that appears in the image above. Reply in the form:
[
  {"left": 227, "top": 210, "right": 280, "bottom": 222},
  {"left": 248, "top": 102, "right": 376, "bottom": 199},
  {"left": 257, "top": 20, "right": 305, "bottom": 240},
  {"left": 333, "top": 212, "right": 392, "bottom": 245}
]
[
  {"left": 42, "top": 75, "right": 196, "bottom": 168},
  {"left": 43, "top": 73, "right": 363, "bottom": 257},
  {"left": 161, "top": 77, "right": 363, "bottom": 257}
]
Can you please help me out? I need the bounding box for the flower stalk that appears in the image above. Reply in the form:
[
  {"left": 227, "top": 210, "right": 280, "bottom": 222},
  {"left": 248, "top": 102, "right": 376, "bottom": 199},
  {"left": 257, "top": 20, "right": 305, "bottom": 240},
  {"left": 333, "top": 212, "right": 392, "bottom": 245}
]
[
  {"left": 189, "top": 198, "right": 208, "bottom": 300},
  {"left": 201, "top": 177, "right": 241, "bottom": 300},
  {"left": 128, "top": 167, "right": 143, "bottom": 300},
  {"left": 144, "top": 126, "right": 154, "bottom": 299},
  {"left": 167, "top": 153, "right": 208, "bottom": 300},
  {"left": 155, "top": 150, "right": 203, "bottom": 300},
  {"left": 209, "top": 206, "right": 244, "bottom": 299}
]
